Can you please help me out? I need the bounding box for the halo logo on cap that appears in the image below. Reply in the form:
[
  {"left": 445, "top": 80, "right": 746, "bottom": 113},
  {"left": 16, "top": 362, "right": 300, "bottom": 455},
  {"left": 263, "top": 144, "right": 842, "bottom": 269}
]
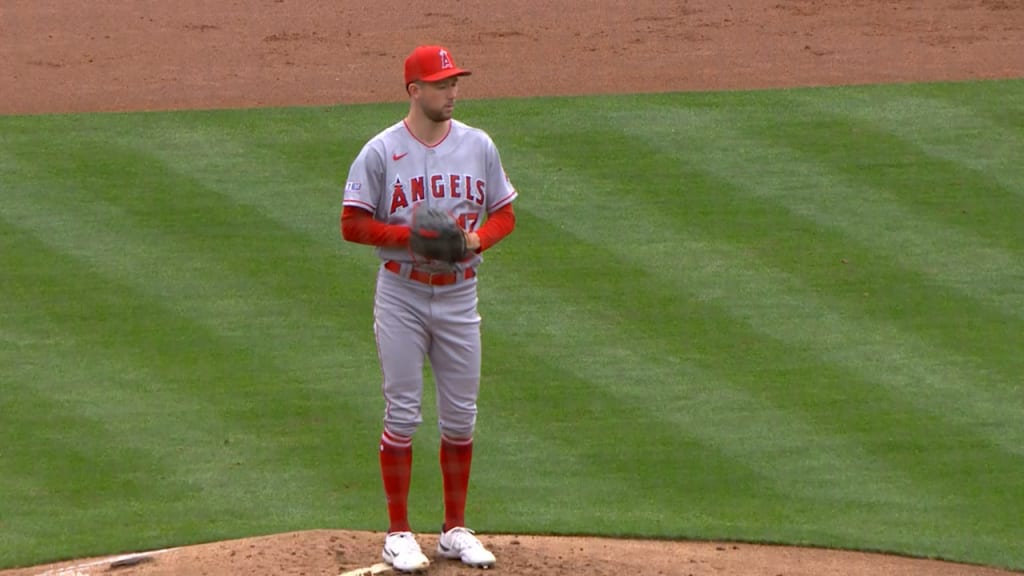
[{"left": 405, "top": 45, "right": 472, "bottom": 85}]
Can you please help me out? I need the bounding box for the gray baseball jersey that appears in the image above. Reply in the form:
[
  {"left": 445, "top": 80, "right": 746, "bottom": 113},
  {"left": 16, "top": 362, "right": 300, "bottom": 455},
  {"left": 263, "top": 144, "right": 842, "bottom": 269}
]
[{"left": 343, "top": 119, "right": 517, "bottom": 268}]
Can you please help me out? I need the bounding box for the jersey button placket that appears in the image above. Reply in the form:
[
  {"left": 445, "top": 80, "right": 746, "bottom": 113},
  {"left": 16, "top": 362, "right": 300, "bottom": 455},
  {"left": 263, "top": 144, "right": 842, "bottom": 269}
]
[{"left": 424, "top": 148, "right": 437, "bottom": 209}]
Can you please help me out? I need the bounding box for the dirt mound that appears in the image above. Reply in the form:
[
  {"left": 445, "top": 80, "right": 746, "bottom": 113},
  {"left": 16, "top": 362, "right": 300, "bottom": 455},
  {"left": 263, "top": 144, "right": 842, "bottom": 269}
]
[{"left": 2, "top": 530, "right": 1019, "bottom": 576}]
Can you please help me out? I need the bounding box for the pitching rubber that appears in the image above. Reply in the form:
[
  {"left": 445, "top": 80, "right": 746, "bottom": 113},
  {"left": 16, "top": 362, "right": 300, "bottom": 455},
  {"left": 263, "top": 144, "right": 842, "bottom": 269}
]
[{"left": 337, "top": 561, "right": 394, "bottom": 576}]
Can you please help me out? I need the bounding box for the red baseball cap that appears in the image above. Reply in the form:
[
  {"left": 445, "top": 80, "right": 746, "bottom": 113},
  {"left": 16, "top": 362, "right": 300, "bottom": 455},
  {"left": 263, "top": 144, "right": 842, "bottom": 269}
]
[{"left": 404, "top": 45, "right": 472, "bottom": 85}]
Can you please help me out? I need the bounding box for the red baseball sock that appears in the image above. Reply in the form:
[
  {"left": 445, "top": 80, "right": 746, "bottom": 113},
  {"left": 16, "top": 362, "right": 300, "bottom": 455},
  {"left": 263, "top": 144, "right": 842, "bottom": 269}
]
[
  {"left": 440, "top": 434, "right": 474, "bottom": 529},
  {"left": 380, "top": 429, "right": 413, "bottom": 533}
]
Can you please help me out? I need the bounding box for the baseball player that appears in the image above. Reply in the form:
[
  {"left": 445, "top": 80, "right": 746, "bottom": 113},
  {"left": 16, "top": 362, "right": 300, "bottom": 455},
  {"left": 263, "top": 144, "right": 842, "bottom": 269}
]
[{"left": 340, "top": 45, "right": 517, "bottom": 572}]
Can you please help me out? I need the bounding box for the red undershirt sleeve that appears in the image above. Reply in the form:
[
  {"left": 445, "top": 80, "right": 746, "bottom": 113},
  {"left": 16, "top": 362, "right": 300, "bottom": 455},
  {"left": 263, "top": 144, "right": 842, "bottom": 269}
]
[
  {"left": 475, "top": 204, "right": 516, "bottom": 252},
  {"left": 341, "top": 204, "right": 515, "bottom": 253},
  {"left": 341, "top": 206, "right": 411, "bottom": 248}
]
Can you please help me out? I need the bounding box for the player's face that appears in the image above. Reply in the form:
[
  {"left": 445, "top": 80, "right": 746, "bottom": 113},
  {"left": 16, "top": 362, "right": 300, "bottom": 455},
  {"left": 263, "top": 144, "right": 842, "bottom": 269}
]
[{"left": 415, "top": 77, "right": 459, "bottom": 122}]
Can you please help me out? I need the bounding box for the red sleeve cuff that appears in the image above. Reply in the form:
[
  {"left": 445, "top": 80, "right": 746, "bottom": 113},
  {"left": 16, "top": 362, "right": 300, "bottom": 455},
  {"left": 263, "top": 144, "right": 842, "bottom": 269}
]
[{"left": 341, "top": 206, "right": 411, "bottom": 248}]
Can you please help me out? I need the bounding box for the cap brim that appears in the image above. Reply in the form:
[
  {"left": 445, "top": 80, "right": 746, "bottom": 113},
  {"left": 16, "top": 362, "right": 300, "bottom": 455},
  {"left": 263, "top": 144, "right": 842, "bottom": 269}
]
[{"left": 419, "top": 68, "right": 472, "bottom": 83}]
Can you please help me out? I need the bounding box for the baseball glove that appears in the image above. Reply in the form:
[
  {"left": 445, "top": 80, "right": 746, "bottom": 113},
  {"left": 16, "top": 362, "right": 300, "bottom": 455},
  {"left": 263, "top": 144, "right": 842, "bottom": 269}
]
[{"left": 409, "top": 206, "right": 468, "bottom": 263}]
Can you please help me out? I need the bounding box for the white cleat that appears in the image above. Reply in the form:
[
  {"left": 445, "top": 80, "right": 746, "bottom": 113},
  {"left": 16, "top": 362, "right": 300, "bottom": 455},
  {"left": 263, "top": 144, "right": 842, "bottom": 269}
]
[
  {"left": 382, "top": 531, "right": 430, "bottom": 573},
  {"left": 437, "top": 526, "right": 496, "bottom": 569}
]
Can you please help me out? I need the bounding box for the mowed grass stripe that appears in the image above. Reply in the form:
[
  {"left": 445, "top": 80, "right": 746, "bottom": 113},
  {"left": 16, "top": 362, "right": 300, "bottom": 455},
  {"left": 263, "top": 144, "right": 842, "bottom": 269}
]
[
  {"left": 0, "top": 219, "right": 383, "bottom": 567},
  {"left": 950, "top": 79, "right": 1024, "bottom": 147},
  {"left": 1, "top": 126, "right": 380, "bottom": 396},
  {"left": 476, "top": 349, "right": 786, "bottom": 537},
  {"left": 0, "top": 223, "right": 279, "bottom": 564},
  {"left": 98, "top": 107, "right": 360, "bottom": 245},
  {"left": 792, "top": 81, "right": 1024, "bottom": 201},
  {"left": 503, "top": 123, "right": 1024, "bottom": 557},
  {"left": 596, "top": 99, "right": 1024, "bottom": 391},
  {"left": 479, "top": 252, "right": 938, "bottom": 542},
  {"left": 758, "top": 90, "right": 1024, "bottom": 307},
  {"left": 0, "top": 152, "right": 384, "bottom": 561},
  {"left": 477, "top": 269, "right": 811, "bottom": 539},
  {"left": 0, "top": 138, "right": 383, "bottom": 432},
  {"left": 484, "top": 213, "right": 1022, "bottom": 563},
  {"left": 474, "top": 91, "right": 1023, "bottom": 565},
  {"left": 526, "top": 102, "right": 1023, "bottom": 456},
  {"left": 519, "top": 123, "right": 1022, "bottom": 462},
  {"left": 604, "top": 94, "right": 1024, "bottom": 325},
  {"left": 485, "top": 173, "right": 947, "bottom": 522},
  {"left": 516, "top": 123, "right": 1019, "bottom": 455},
  {"left": 690, "top": 98, "right": 1024, "bottom": 387}
]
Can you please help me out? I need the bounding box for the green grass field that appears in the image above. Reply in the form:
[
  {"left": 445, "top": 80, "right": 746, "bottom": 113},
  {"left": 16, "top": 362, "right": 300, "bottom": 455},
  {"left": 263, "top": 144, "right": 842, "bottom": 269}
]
[{"left": 1, "top": 79, "right": 1022, "bottom": 572}]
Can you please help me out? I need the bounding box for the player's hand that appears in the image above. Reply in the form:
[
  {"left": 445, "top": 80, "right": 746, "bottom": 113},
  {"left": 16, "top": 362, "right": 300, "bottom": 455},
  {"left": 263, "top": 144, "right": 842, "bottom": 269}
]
[{"left": 465, "top": 231, "right": 481, "bottom": 252}]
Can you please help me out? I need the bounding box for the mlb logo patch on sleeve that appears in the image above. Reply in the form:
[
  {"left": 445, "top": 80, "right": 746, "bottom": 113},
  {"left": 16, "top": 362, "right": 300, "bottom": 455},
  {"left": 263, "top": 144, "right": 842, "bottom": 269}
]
[{"left": 345, "top": 181, "right": 362, "bottom": 192}]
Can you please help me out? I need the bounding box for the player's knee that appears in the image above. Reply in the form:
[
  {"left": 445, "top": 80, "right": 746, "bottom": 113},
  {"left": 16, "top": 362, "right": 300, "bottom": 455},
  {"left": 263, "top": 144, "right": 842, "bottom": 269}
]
[
  {"left": 384, "top": 416, "right": 422, "bottom": 439},
  {"left": 439, "top": 416, "right": 476, "bottom": 439}
]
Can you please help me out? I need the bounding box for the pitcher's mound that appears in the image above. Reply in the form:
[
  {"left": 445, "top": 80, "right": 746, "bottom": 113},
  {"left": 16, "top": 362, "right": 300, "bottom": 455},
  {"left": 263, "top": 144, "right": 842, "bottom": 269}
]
[{"left": 1, "top": 530, "right": 1018, "bottom": 576}]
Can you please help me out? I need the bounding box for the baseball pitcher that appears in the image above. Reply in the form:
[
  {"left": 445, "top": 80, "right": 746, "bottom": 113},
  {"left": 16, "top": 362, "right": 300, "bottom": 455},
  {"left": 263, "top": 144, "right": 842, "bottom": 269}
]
[{"left": 340, "top": 44, "right": 517, "bottom": 572}]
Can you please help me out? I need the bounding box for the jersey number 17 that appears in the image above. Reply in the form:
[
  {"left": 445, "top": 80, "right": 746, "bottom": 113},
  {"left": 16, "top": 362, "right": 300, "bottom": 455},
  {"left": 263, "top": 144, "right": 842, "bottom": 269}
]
[{"left": 457, "top": 212, "right": 480, "bottom": 232}]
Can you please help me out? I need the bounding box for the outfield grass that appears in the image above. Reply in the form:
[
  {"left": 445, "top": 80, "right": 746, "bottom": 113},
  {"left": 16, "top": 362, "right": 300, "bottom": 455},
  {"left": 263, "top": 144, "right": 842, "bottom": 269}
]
[{"left": 1, "top": 79, "right": 1022, "bottom": 571}]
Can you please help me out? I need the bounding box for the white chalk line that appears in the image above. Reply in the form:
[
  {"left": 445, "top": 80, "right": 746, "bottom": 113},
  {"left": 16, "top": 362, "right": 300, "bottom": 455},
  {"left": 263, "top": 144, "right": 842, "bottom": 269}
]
[{"left": 34, "top": 547, "right": 178, "bottom": 576}]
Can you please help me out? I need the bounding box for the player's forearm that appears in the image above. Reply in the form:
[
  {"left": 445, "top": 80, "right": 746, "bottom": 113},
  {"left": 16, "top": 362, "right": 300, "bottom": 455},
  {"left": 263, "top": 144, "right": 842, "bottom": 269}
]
[
  {"left": 473, "top": 204, "right": 515, "bottom": 252},
  {"left": 341, "top": 206, "right": 411, "bottom": 248}
]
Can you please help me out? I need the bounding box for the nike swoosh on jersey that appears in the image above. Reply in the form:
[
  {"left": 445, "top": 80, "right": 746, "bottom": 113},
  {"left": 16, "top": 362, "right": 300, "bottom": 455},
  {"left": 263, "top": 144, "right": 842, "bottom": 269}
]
[{"left": 392, "top": 152, "right": 409, "bottom": 161}]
